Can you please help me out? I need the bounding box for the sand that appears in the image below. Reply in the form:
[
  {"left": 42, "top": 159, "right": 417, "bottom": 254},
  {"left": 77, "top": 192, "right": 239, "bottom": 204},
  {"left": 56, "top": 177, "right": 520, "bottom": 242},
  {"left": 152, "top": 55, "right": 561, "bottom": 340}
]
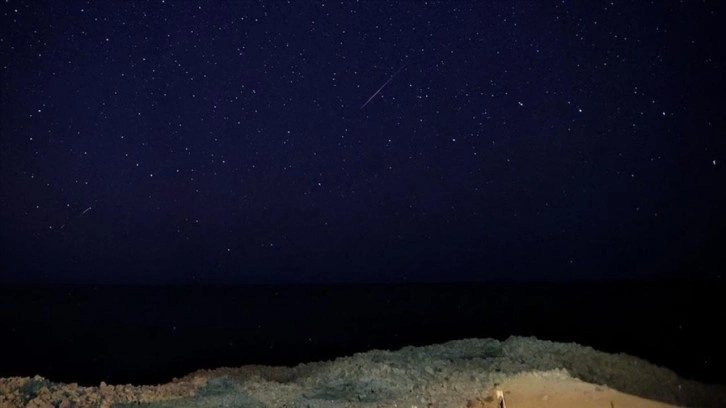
[{"left": 474, "top": 371, "right": 678, "bottom": 408}]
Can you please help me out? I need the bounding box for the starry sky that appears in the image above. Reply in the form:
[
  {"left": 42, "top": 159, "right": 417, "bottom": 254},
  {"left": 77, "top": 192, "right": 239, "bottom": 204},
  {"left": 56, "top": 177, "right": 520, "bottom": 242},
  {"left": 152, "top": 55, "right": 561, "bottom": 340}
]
[{"left": 1, "top": 1, "right": 724, "bottom": 284}]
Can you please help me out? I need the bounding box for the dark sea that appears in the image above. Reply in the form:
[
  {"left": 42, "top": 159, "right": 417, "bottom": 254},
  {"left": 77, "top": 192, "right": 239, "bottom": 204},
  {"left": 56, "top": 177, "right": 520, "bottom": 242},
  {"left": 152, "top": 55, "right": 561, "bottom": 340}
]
[{"left": 1, "top": 280, "right": 724, "bottom": 386}]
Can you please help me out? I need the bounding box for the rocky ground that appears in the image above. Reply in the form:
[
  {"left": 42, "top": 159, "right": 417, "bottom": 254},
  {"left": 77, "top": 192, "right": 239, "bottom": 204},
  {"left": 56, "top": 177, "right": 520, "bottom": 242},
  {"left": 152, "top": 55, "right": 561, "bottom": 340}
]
[{"left": 1, "top": 336, "right": 724, "bottom": 408}]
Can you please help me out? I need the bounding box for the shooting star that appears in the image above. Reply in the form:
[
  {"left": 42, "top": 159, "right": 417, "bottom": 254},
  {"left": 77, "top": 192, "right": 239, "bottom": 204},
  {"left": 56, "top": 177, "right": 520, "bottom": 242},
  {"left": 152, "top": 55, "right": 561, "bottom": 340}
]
[
  {"left": 81, "top": 206, "right": 92, "bottom": 215},
  {"left": 360, "top": 65, "right": 405, "bottom": 110}
]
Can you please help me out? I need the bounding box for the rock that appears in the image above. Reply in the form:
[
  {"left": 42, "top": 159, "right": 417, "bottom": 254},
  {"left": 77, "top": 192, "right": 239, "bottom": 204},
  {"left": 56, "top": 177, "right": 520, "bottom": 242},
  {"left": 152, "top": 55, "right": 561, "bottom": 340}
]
[
  {"left": 192, "top": 376, "right": 207, "bottom": 387},
  {"left": 26, "top": 397, "right": 53, "bottom": 408}
]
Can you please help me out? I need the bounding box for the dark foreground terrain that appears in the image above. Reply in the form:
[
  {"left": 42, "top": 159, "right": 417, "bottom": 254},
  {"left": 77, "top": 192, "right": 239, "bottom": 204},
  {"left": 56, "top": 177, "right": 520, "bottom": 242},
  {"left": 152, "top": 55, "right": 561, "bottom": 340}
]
[
  {"left": 1, "top": 281, "right": 724, "bottom": 386},
  {"left": 2, "top": 336, "right": 726, "bottom": 407}
]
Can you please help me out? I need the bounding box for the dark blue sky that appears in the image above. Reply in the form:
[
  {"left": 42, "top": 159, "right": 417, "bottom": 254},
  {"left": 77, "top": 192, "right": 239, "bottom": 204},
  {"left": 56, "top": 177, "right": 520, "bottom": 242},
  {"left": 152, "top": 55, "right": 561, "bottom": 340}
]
[{"left": 1, "top": 1, "right": 724, "bottom": 283}]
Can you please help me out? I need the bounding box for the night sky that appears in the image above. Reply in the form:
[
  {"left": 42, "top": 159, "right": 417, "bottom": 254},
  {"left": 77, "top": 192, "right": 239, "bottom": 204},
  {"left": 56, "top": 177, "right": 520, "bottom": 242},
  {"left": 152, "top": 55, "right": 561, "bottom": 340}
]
[{"left": 1, "top": 1, "right": 724, "bottom": 284}]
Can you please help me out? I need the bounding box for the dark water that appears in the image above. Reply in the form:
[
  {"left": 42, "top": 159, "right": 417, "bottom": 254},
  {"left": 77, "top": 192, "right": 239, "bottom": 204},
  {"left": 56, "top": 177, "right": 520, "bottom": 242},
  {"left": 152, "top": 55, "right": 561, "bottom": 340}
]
[{"left": 1, "top": 280, "right": 724, "bottom": 386}]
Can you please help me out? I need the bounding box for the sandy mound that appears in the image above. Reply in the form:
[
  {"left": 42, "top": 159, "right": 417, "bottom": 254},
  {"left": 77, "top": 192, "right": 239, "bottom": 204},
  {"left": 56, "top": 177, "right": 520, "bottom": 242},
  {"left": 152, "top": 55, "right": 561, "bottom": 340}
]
[
  {"left": 471, "top": 371, "right": 678, "bottom": 408},
  {"left": 1, "top": 336, "right": 723, "bottom": 408}
]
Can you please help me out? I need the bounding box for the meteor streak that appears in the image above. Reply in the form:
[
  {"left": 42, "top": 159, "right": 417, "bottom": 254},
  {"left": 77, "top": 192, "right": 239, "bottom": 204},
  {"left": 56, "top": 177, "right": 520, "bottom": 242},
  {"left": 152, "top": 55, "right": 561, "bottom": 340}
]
[{"left": 360, "top": 65, "right": 405, "bottom": 110}]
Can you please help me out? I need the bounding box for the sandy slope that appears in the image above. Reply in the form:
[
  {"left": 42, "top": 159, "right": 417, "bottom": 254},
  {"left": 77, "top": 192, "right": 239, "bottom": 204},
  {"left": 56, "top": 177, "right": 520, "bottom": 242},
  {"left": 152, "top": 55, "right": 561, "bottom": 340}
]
[
  {"left": 474, "top": 371, "right": 678, "bottom": 408},
  {"left": 1, "top": 337, "right": 723, "bottom": 408}
]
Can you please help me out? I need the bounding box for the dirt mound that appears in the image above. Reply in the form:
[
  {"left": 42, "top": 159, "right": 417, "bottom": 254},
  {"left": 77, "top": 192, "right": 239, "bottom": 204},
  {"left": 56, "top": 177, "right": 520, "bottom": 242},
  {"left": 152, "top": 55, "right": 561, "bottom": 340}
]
[{"left": 1, "top": 336, "right": 723, "bottom": 408}]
